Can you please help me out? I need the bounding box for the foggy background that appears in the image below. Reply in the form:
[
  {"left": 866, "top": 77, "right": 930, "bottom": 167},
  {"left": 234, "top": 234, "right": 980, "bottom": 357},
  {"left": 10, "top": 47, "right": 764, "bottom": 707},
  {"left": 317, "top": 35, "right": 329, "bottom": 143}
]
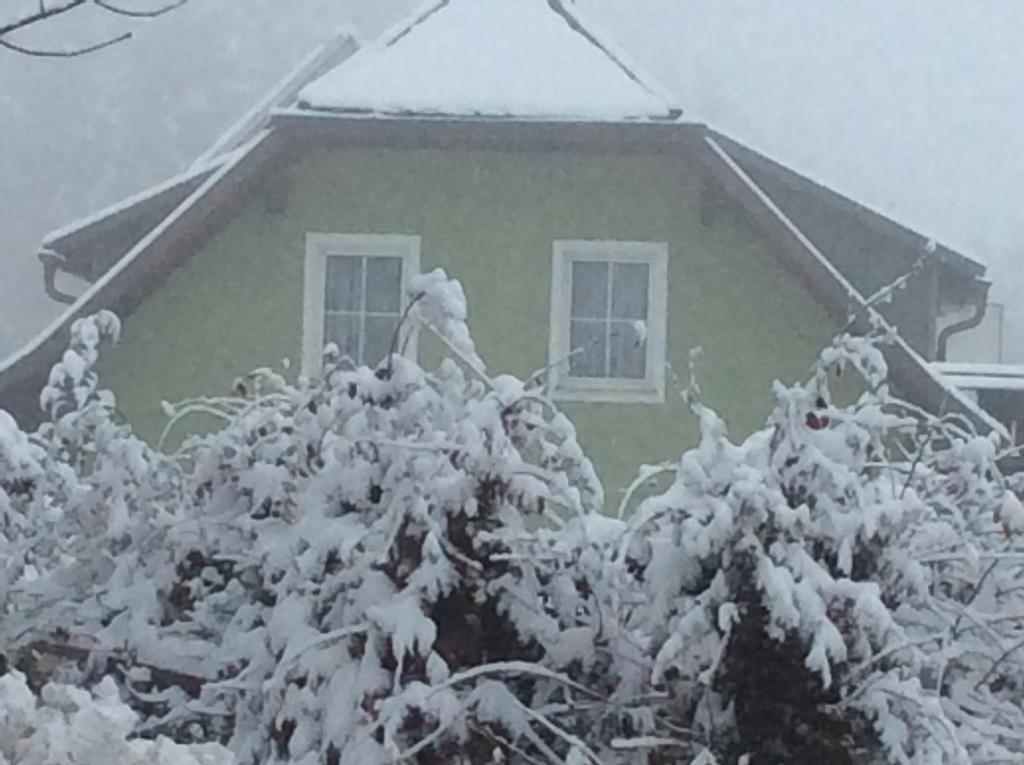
[{"left": 1, "top": 0, "right": 1021, "bottom": 362}]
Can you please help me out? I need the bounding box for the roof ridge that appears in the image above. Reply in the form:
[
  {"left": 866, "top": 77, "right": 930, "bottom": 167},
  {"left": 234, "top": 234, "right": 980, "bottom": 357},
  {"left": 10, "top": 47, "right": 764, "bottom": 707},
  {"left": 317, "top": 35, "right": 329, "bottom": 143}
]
[
  {"left": 384, "top": 0, "right": 449, "bottom": 47},
  {"left": 547, "top": 0, "right": 680, "bottom": 114}
]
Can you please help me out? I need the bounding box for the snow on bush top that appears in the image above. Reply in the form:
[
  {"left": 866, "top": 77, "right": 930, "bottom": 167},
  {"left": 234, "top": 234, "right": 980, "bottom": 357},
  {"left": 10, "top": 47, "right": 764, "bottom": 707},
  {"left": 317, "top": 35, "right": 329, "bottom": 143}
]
[
  {"left": 628, "top": 327, "right": 1024, "bottom": 763},
  {"left": 1, "top": 276, "right": 1023, "bottom": 764},
  {"left": 0, "top": 273, "right": 611, "bottom": 763}
]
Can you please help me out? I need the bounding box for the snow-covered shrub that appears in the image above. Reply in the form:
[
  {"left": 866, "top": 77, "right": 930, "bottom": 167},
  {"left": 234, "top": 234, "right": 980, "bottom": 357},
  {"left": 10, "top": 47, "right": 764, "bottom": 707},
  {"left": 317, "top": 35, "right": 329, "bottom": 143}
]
[
  {"left": 1, "top": 271, "right": 617, "bottom": 764},
  {"left": 160, "top": 344, "right": 604, "bottom": 762},
  {"left": 0, "top": 670, "right": 231, "bottom": 765},
  {"left": 3, "top": 274, "right": 1024, "bottom": 765},
  {"left": 0, "top": 312, "right": 181, "bottom": 647},
  {"left": 628, "top": 327, "right": 1024, "bottom": 764}
]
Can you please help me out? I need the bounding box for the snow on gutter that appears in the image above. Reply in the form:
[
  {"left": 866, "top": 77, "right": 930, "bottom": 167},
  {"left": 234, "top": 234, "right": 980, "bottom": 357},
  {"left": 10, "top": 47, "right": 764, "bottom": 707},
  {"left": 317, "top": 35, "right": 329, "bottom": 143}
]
[
  {"left": 0, "top": 132, "right": 268, "bottom": 376},
  {"left": 940, "top": 374, "right": 1024, "bottom": 393},
  {"left": 704, "top": 135, "right": 1009, "bottom": 439}
]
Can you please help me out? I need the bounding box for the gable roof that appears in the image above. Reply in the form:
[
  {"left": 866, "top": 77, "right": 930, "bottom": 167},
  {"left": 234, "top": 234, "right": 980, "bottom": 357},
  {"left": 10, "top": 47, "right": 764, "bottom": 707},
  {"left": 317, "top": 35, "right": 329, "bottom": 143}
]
[
  {"left": 298, "top": 0, "right": 680, "bottom": 121},
  {"left": 1, "top": 116, "right": 998, "bottom": 437}
]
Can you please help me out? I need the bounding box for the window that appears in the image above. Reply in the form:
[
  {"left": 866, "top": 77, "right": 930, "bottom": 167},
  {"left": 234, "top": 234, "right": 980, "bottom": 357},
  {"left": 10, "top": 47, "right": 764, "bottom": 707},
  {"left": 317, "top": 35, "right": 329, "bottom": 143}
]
[
  {"left": 303, "top": 233, "right": 421, "bottom": 374},
  {"left": 549, "top": 240, "right": 668, "bottom": 403}
]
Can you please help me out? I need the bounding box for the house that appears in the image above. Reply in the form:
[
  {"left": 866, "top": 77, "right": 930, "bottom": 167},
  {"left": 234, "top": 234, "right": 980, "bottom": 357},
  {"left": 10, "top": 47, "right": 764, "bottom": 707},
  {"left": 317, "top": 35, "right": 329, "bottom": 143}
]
[{"left": 0, "top": 0, "right": 999, "bottom": 502}]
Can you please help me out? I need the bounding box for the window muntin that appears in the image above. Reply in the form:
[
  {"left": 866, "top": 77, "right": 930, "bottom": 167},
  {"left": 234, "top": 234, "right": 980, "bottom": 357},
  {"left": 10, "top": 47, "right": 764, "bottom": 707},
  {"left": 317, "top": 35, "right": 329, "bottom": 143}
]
[
  {"left": 323, "top": 254, "right": 404, "bottom": 367},
  {"left": 550, "top": 241, "right": 668, "bottom": 403},
  {"left": 303, "top": 234, "right": 420, "bottom": 375},
  {"left": 567, "top": 259, "right": 649, "bottom": 380}
]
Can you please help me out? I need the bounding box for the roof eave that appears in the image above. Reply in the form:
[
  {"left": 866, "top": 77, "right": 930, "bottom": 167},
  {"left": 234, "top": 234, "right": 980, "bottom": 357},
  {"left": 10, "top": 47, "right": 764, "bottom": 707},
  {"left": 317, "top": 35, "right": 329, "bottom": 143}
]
[
  {"left": 697, "top": 132, "right": 1005, "bottom": 437},
  {"left": 706, "top": 129, "right": 988, "bottom": 283},
  {"left": 38, "top": 162, "right": 223, "bottom": 281},
  {"left": 269, "top": 109, "right": 705, "bottom": 156}
]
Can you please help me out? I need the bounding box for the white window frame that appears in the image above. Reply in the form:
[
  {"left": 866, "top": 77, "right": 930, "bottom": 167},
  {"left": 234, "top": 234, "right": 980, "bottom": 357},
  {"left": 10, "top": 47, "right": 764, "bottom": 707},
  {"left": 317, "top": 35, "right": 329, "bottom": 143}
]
[
  {"left": 303, "top": 233, "right": 421, "bottom": 375},
  {"left": 548, "top": 240, "right": 668, "bottom": 404}
]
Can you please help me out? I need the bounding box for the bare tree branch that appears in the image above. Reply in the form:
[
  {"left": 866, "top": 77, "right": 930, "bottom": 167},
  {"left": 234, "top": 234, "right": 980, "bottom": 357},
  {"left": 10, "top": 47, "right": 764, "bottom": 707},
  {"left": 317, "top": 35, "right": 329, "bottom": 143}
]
[
  {"left": 92, "top": 0, "right": 186, "bottom": 19},
  {"left": 0, "top": 0, "right": 188, "bottom": 58},
  {"left": 0, "top": 29, "right": 130, "bottom": 57},
  {"left": 0, "top": 1, "right": 86, "bottom": 38}
]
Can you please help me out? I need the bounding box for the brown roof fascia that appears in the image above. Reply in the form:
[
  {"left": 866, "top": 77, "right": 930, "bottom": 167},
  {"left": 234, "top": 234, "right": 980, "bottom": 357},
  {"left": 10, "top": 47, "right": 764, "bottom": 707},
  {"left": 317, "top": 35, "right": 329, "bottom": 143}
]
[
  {"left": 271, "top": 110, "right": 702, "bottom": 155},
  {"left": 42, "top": 169, "right": 217, "bottom": 283},
  {"left": 695, "top": 132, "right": 996, "bottom": 432},
  {"left": 707, "top": 129, "right": 986, "bottom": 281}
]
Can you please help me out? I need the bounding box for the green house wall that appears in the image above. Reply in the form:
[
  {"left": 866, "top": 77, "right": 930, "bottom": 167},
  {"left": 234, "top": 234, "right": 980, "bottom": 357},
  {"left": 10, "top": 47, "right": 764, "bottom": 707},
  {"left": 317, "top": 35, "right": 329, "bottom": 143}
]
[{"left": 100, "top": 144, "right": 840, "bottom": 505}]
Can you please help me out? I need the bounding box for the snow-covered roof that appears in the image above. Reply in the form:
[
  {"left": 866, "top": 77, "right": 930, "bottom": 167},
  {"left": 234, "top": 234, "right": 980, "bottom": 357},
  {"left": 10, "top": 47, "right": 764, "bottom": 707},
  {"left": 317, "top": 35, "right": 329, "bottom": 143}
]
[
  {"left": 298, "top": 0, "right": 680, "bottom": 122},
  {"left": 41, "top": 156, "right": 223, "bottom": 250}
]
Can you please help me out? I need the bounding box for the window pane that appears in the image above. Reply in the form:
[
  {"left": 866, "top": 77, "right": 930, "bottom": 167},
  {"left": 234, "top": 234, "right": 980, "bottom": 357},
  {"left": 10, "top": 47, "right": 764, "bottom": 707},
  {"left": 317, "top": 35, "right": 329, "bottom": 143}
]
[
  {"left": 365, "top": 257, "right": 403, "bottom": 313},
  {"left": 611, "top": 262, "right": 649, "bottom": 320},
  {"left": 570, "top": 260, "right": 608, "bottom": 319},
  {"left": 363, "top": 315, "right": 399, "bottom": 367},
  {"left": 568, "top": 320, "right": 607, "bottom": 378},
  {"left": 609, "top": 321, "right": 647, "bottom": 379},
  {"left": 325, "top": 255, "right": 363, "bottom": 312},
  {"left": 324, "top": 313, "right": 361, "bottom": 363}
]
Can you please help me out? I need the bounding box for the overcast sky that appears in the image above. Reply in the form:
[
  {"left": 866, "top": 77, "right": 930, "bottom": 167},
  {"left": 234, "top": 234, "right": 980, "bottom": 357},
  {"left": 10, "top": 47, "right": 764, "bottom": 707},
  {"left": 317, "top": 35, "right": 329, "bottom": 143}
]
[
  {"left": 1, "top": 0, "right": 1021, "bottom": 361},
  {"left": 608, "top": 0, "right": 1024, "bottom": 361}
]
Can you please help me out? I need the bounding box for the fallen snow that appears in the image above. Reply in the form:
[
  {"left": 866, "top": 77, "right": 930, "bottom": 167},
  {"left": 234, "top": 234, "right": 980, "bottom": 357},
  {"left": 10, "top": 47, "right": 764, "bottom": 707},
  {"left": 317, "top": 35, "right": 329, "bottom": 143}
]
[{"left": 298, "top": 0, "right": 678, "bottom": 121}]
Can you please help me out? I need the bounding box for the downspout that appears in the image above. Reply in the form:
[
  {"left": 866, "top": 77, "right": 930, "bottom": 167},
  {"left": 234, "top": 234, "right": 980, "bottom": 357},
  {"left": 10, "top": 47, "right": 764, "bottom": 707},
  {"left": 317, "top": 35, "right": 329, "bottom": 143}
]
[
  {"left": 38, "top": 248, "right": 78, "bottom": 305},
  {"left": 936, "top": 277, "right": 990, "bottom": 361}
]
